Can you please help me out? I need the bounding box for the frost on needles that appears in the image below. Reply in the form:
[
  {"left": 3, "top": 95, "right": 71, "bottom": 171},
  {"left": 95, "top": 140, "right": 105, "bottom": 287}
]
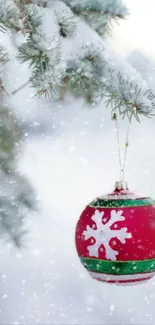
[
  {"left": 63, "top": 0, "right": 129, "bottom": 35},
  {"left": 0, "top": 0, "right": 154, "bottom": 121}
]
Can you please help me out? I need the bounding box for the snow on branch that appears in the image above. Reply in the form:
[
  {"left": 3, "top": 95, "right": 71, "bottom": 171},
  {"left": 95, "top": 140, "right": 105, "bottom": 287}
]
[
  {"left": 62, "top": 0, "right": 128, "bottom": 16},
  {"left": 99, "top": 71, "right": 155, "bottom": 121},
  {"left": 4, "top": 0, "right": 155, "bottom": 121},
  {"left": 30, "top": 61, "right": 67, "bottom": 98},
  {"left": 18, "top": 33, "right": 61, "bottom": 67},
  {"left": 96, "top": 46, "right": 155, "bottom": 121},
  {"left": 49, "top": 0, "right": 77, "bottom": 38},
  {"left": 17, "top": 4, "right": 66, "bottom": 97},
  {"left": 67, "top": 42, "right": 105, "bottom": 96},
  {"left": 64, "top": 33, "right": 155, "bottom": 120},
  {"left": 17, "top": 4, "right": 50, "bottom": 67},
  {"left": 62, "top": 0, "right": 129, "bottom": 35},
  {"left": 24, "top": 3, "right": 43, "bottom": 32},
  {"left": 0, "top": 0, "right": 23, "bottom": 31}
]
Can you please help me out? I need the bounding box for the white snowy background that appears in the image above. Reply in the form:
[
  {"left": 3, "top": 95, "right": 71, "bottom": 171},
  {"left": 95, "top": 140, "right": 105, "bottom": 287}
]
[{"left": 1, "top": 0, "right": 155, "bottom": 324}]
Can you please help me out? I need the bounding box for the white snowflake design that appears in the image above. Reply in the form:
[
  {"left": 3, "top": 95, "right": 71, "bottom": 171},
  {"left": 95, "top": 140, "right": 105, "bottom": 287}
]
[{"left": 83, "top": 209, "right": 132, "bottom": 261}]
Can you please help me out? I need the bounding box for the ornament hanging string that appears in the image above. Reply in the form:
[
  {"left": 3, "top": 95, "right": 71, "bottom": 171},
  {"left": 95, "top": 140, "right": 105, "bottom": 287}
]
[{"left": 112, "top": 112, "right": 130, "bottom": 182}]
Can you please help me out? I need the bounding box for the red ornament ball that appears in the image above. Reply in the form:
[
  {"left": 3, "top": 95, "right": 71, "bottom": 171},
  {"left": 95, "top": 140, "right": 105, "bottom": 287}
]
[{"left": 75, "top": 181, "right": 155, "bottom": 285}]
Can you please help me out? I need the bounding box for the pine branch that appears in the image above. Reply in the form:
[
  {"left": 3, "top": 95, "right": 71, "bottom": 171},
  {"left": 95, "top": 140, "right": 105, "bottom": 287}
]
[
  {"left": 0, "top": 46, "right": 9, "bottom": 64},
  {"left": 14, "top": 0, "right": 32, "bottom": 9},
  {"left": 30, "top": 61, "right": 67, "bottom": 98},
  {"left": 72, "top": 8, "right": 126, "bottom": 19},
  {"left": 51, "top": 1, "right": 77, "bottom": 38},
  {"left": 67, "top": 42, "right": 105, "bottom": 96},
  {"left": 62, "top": 0, "right": 128, "bottom": 36},
  {"left": 22, "top": 3, "right": 43, "bottom": 33},
  {"left": 2, "top": 0, "right": 154, "bottom": 124},
  {"left": 0, "top": 24, "right": 7, "bottom": 32},
  {"left": 0, "top": 0, "right": 24, "bottom": 32},
  {"left": 97, "top": 70, "right": 155, "bottom": 122},
  {"left": 0, "top": 0, "right": 41, "bottom": 34},
  {"left": 18, "top": 35, "right": 50, "bottom": 66},
  {"left": 17, "top": 5, "right": 61, "bottom": 67},
  {"left": 12, "top": 80, "right": 30, "bottom": 95}
]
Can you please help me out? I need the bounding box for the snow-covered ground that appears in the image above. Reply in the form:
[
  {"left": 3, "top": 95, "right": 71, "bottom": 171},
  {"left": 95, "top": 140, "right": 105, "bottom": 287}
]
[{"left": 1, "top": 98, "right": 155, "bottom": 324}]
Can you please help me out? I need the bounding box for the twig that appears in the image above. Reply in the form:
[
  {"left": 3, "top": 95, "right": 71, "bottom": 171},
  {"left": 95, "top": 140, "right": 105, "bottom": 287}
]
[
  {"left": 12, "top": 80, "right": 30, "bottom": 95},
  {"left": 72, "top": 8, "right": 126, "bottom": 19}
]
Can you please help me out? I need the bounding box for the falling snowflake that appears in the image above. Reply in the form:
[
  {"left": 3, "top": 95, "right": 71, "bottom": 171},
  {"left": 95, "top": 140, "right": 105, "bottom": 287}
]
[{"left": 83, "top": 209, "right": 132, "bottom": 261}]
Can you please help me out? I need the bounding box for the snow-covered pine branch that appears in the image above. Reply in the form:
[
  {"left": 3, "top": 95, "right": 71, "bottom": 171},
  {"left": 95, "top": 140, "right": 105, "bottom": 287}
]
[
  {"left": 0, "top": 0, "right": 23, "bottom": 31},
  {"left": 17, "top": 3, "right": 68, "bottom": 97},
  {"left": 62, "top": 0, "right": 129, "bottom": 35},
  {"left": 96, "top": 45, "right": 155, "bottom": 121},
  {"left": 65, "top": 34, "right": 155, "bottom": 119},
  {"left": 51, "top": 0, "right": 77, "bottom": 38},
  {"left": 1, "top": 0, "right": 155, "bottom": 121},
  {"left": 30, "top": 60, "right": 67, "bottom": 97},
  {"left": 99, "top": 71, "right": 155, "bottom": 122},
  {"left": 67, "top": 42, "right": 105, "bottom": 98}
]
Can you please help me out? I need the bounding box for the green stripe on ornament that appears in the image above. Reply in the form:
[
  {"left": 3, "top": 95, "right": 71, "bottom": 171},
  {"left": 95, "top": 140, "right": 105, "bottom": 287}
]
[
  {"left": 89, "top": 198, "right": 155, "bottom": 208},
  {"left": 80, "top": 257, "right": 155, "bottom": 275}
]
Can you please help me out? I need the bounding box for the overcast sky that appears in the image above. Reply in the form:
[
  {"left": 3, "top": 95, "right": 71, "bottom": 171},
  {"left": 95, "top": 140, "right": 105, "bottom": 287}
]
[{"left": 110, "top": 0, "right": 155, "bottom": 59}]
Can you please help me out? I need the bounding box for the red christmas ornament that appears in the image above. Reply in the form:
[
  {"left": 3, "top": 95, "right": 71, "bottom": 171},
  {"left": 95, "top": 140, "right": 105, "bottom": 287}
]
[{"left": 75, "top": 181, "right": 155, "bottom": 285}]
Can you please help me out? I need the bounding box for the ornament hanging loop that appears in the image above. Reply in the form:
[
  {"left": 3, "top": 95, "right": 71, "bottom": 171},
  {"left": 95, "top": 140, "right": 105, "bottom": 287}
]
[
  {"left": 120, "top": 168, "right": 124, "bottom": 182},
  {"left": 112, "top": 111, "right": 130, "bottom": 182}
]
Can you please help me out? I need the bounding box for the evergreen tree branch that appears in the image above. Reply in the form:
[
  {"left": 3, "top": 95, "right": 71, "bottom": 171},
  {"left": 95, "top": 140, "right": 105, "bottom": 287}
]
[
  {"left": 62, "top": 0, "right": 128, "bottom": 35},
  {"left": 97, "top": 70, "right": 155, "bottom": 121},
  {"left": 72, "top": 8, "right": 126, "bottom": 19},
  {"left": 66, "top": 42, "right": 105, "bottom": 96},
  {"left": 2, "top": 0, "right": 155, "bottom": 122},
  {"left": 0, "top": 45, "right": 9, "bottom": 64},
  {"left": 50, "top": 1, "right": 77, "bottom": 38},
  {"left": 0, "top": 0, "right": 24, "bottom": 32}
]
